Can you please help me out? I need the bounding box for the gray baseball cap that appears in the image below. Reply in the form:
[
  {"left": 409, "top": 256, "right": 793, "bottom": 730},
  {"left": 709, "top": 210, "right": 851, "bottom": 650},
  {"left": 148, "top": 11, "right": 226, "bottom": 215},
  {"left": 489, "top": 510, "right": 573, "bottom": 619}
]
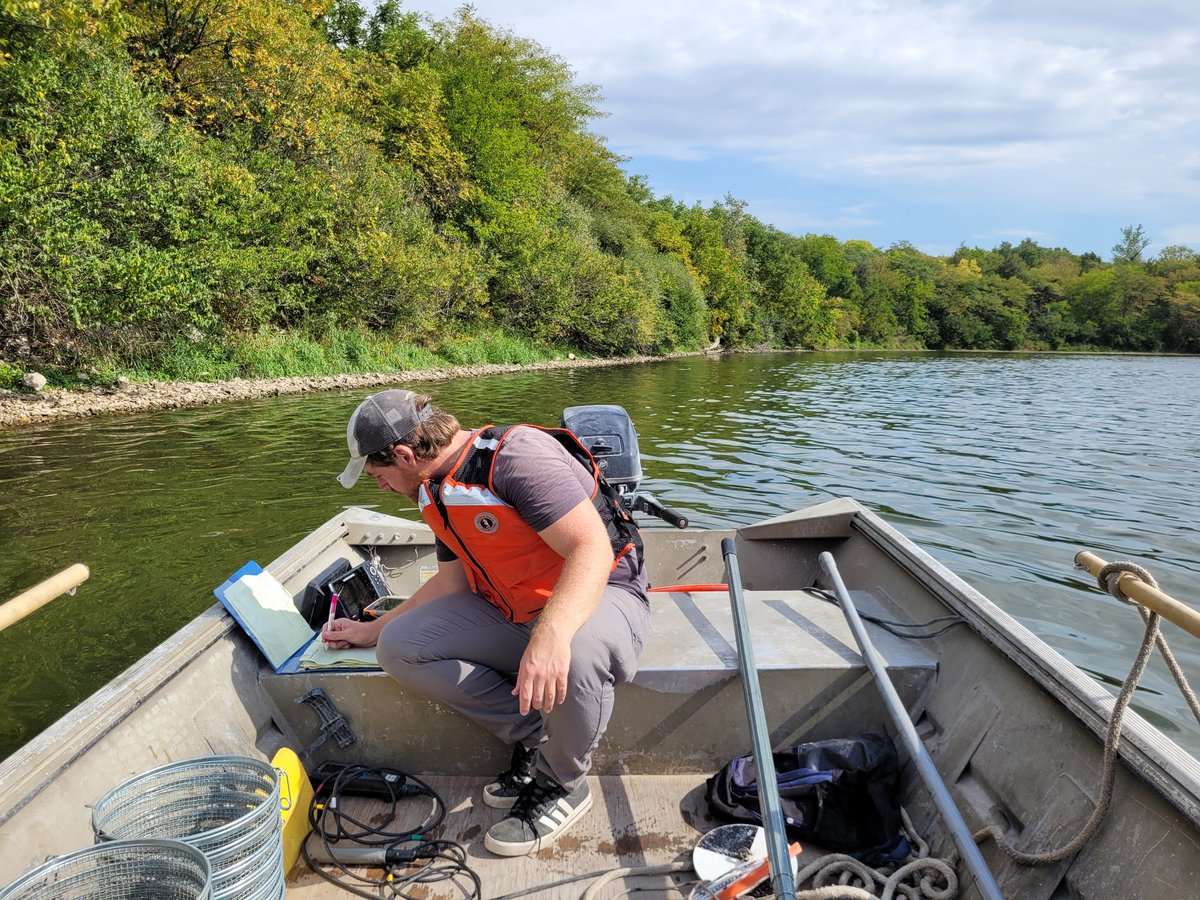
[{"left": 338, "top": 389, "right": 433, "bottom": 488}]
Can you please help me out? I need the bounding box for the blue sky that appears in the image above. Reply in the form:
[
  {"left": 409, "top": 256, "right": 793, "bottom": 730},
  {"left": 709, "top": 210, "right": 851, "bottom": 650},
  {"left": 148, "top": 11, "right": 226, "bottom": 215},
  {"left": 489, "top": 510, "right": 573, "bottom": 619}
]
[{"left": 401, "top": 1, "right": 1200, "bottom": 260}]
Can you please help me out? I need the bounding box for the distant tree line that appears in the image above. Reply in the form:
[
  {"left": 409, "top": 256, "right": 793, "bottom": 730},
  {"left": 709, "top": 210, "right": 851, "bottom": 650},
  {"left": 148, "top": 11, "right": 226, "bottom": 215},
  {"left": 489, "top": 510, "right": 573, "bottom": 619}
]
[{"left": 2, "top": 0, "right": 1197, "bottom": 378}]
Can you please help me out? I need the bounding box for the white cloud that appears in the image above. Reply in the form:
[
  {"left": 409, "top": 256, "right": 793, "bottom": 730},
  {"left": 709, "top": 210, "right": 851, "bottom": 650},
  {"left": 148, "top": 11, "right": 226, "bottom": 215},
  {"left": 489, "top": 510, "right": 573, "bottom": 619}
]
[
  {"left": 411, "top": 2, "right": 1197, "bottom": 164},
  {"left": 401, "top": 1, "right": 1200, "bottom": 252}
]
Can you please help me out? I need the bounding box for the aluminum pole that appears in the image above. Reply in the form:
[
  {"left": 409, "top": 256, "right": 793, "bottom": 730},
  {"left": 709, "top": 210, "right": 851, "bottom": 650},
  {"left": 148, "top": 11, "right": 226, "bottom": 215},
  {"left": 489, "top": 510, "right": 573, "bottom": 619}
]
[
  {"left": 722, "top": 538, "right": 797, "bottom": 900},
  {"left": 818, "top": 552, "right": 1005, "bottom": 900}
]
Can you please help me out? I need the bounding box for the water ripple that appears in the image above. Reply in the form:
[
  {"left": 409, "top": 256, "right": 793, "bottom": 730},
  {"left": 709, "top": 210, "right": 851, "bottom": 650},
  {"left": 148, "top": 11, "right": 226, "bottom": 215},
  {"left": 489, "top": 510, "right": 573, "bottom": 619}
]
[{"left": 2, "top": 352, "right": 1199, "bottom": 760}]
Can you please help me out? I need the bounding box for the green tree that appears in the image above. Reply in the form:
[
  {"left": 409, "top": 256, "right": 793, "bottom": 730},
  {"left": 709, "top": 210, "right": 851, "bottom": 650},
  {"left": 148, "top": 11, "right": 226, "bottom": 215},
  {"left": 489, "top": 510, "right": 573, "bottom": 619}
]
[
  {"left": 1157, "top": 244, "right": 1198, "bottom": 263},
  {"left": 1163, "top": 282, "right": 1200, "bottom": 352},
  {"left": 793, "top": 234, "right": 859, "bottom": 301},
  {"left": 743, "top": 219, "right": 839, "bottom": 347},
  {"left": 1112, "top": 224, "right": 1150, "bottom": 264},
  {"left": 884, "top": 243, "right": 936, "bottom": 343},
  {"left": 317, "top": 0, "right": 366, "bottom": 48},
  {"left": 1024, "top": 253, "right": 1081, "bottom": 348},
  {"left": 674, "top": 202, "right": 755, "bottom": 345},
  {"left": 1067, "top": 265, "right": 1164, "bottom": 349}
]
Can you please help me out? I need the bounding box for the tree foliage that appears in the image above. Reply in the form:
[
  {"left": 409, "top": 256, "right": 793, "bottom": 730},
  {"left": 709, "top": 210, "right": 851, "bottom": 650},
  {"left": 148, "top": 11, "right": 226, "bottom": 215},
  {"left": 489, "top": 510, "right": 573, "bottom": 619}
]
[
  {"left": 1112, "top": 224, "right": 1151, "bottom": 265},
  {"left": 1, "top": 2, "right": 1196, "bottom": 375}
]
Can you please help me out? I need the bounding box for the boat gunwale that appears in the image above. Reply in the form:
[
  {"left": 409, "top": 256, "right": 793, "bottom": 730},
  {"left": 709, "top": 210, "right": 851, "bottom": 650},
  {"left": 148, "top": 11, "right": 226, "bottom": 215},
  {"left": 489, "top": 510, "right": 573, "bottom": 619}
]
[
  {"left": 0, "top": 607, "right": 236, "bottom": 831},
  {"left": 849, "top": 503, "right": 1200, "bottom": 828}
]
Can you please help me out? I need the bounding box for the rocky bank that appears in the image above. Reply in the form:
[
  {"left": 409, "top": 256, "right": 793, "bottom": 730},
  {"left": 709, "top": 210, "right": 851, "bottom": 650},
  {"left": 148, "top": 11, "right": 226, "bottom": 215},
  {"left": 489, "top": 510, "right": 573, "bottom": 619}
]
[{"left": 0, "top": 354, "right": 685, "bottom": 428}]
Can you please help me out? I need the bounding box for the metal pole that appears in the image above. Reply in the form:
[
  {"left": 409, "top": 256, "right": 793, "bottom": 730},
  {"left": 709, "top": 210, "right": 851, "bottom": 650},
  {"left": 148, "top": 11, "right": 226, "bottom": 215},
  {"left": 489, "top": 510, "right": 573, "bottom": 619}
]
[
  {"left": 721, "top": 538, "right": 797, "bottom": 900},
  {"left": 818, "top": 552, "right": 1005, "bottom": 900}
]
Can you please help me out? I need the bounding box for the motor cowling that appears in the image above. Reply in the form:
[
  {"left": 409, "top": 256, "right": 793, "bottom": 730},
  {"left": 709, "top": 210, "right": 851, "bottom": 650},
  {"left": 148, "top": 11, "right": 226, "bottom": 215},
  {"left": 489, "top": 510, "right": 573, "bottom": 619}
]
[
  {"left": 561, "top": 404, "right": 688, "bottom": 528},
  {"left": 560, "top": 404, "right": 643, "bottom": 495}
]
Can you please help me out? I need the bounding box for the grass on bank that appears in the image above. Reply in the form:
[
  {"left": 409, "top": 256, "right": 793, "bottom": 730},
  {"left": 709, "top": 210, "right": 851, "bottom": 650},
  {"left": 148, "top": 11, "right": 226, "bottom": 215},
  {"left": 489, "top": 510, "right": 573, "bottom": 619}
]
[{"left": 0, "top": 327, "right": 589, "bottom": 390}]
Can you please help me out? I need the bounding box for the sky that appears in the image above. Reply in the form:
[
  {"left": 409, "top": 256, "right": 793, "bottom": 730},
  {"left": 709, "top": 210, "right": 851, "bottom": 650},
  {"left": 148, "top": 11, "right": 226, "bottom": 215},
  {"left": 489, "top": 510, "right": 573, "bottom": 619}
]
[{"left": 399, "top": 1, "right": 1200, "bottom": 260}]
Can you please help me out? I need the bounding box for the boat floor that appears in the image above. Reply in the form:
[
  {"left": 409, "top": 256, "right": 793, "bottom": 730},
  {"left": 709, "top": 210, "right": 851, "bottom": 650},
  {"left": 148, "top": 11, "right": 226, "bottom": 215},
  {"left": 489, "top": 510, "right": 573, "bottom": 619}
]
[{"left": 287, "top": 774, "right": 778, "bottom": 899}]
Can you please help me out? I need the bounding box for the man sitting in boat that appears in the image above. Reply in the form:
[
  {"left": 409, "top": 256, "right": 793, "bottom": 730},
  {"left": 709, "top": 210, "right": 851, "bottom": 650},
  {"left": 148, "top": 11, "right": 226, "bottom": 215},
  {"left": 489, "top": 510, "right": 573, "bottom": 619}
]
[{"left": 328, "top": 389, "right": 650, "bottom": 856}]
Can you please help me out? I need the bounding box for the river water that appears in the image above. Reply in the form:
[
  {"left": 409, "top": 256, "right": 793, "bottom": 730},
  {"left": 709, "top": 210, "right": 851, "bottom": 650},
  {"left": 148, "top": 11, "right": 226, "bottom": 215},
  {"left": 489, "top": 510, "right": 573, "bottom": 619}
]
[{"left": 1, "top": 351, "right": 1198, "bottom": 762}]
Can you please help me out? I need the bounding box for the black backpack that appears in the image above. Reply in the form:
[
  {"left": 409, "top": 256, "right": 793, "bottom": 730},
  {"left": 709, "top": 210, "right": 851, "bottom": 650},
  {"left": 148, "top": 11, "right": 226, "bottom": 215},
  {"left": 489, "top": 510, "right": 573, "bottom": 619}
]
[{"left": 704, "top": 732, "right": 904, "bottom": 860}]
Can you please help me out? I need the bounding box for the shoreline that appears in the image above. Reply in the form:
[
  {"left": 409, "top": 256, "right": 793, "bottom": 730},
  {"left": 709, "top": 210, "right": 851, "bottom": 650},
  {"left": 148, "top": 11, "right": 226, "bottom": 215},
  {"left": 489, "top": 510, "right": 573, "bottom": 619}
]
[
  {"left": 0, "top": 353, "right": 698, "bottom": 428},
  {"left": 6, "top": 346, "right": 1143, "bottom": 428}
]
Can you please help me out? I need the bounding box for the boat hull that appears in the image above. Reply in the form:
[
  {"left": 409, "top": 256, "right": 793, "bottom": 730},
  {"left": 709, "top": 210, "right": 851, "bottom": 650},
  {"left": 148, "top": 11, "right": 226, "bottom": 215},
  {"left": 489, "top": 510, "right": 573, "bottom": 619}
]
[{"left": 1, "top": 500, "right": 1197, "bottom": 897}]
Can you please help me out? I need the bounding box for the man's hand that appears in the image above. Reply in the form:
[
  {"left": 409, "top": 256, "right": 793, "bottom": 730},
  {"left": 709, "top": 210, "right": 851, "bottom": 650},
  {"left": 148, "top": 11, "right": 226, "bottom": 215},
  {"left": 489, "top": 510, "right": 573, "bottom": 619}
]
[
  {"left": 514, "top": 625, "right": 571, "bottom": 715},
  {"left": 320, "top": 560, "right": 467, "bottom": 650},
  {"left": 322, "top": 616, "right": 381, "bottom": 649}
]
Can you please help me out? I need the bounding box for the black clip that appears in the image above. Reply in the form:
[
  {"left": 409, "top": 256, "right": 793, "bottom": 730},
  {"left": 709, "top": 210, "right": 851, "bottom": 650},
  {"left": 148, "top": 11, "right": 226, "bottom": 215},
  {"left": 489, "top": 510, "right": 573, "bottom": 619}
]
[{"left": 296, "top": 688, "right": 357, "bottom": 758}]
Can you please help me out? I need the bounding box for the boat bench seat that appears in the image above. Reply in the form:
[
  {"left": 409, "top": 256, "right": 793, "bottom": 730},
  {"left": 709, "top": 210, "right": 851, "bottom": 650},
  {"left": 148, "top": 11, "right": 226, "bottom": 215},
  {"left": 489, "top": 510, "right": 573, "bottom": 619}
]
[
  {"left": 599, "top": 588, "right": 937, "bottom": 772},
  {"left": 634, "top": 588, "right": 935, "bottom": 690}
]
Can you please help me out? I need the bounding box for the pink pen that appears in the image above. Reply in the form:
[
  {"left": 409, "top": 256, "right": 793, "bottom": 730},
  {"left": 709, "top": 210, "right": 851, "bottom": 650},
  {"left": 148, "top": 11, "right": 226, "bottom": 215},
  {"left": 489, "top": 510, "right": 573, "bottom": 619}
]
[{"left": 325, "top": 592, "right": 339, "bottom": 644}]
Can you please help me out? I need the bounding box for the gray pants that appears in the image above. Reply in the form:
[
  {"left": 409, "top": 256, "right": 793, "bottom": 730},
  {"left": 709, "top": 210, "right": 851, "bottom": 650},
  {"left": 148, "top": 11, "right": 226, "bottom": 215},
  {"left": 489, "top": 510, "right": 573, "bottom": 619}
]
[{"left": 375, "top": 586, "right": 650, "bottom": 789}]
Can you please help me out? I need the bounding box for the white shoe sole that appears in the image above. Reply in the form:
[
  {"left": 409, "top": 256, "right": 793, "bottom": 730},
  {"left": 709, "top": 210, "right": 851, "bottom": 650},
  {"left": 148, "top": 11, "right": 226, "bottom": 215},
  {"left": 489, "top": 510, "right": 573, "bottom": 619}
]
[
  {"left": 484, "top": 788, "right": 594, "bottom": 857},
  {"left": 482, "top": 784, "right": 521, "bottom": 809}
]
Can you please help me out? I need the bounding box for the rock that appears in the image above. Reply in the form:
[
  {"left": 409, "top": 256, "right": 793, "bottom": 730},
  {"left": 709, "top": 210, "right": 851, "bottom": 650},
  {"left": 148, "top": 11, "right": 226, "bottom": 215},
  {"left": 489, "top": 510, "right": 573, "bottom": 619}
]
[
  {"left": 77, "top": 372, "right": 90, "bottom": 382},
  {"left": 184, "top": 325, "right": 204, "bottom": 343},
  {"left": 567, "top": 353, "right": 576, "bottom": 360},
  {"left": 0, "top": 351, "right": 687, "bottom": 427},
  {"left": 23, "top": 372, "right": 47, "bottom": 392}
]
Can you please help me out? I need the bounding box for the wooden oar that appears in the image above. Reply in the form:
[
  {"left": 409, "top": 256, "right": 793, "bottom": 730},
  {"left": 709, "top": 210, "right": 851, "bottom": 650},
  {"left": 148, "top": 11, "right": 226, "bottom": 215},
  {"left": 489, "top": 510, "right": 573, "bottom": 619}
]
[
  {"left": 1075, "top": 551, "right": 1200, "bottom": 641},
  {"left": 0, "top": 564, "right": 90, "bottom": 632}
]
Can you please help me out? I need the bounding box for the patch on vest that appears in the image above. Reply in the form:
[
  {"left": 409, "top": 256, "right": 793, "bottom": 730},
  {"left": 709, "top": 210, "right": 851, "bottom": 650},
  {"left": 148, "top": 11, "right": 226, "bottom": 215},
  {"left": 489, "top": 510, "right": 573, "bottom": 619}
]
[{"left": 474, "top": 512, "right": 499, "bottom": 534}]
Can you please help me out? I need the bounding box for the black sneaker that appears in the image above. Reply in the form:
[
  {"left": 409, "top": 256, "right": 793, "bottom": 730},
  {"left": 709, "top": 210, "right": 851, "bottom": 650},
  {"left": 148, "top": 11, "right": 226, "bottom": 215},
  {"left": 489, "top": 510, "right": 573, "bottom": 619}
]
[
  {"left": 483, "top": 775, "right": 593, "bottom": 856},
  {"left": 482, "top": 743, "right": 537, "bottom": 809}
]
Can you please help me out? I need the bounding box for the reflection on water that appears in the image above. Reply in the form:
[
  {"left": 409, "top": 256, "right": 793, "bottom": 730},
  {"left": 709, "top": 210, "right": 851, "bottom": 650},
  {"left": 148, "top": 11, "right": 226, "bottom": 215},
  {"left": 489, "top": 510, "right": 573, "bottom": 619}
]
[{"left": 2, "top": 351, "right": 1198, "bottom": 760}]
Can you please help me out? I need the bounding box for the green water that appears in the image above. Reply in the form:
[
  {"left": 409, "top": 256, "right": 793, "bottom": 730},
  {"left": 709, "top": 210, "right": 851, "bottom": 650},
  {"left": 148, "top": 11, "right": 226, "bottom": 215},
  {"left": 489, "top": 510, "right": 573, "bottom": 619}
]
[{"left": 2, "top": 351, "right": 1198, "bottom": 761}]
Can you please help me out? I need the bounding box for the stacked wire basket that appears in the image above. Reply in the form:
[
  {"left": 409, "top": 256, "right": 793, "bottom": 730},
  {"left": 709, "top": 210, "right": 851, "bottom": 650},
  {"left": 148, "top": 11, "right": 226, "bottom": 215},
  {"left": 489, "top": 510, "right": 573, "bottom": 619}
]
[
  {"left": 89, "top": 756, "right": 285, "bottom": 900},
  {"left": 0, "top": 839, "right": 212, "bottom": 900}
]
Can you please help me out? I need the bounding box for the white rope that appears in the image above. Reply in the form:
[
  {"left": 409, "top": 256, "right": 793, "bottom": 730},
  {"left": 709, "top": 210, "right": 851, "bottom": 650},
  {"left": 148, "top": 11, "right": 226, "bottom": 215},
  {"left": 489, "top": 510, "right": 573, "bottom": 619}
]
[
  {"left": 572, "top": 812, "right": 960, "bottom": 900},
  {"left": 792, "top": 810, "right": 958, "bottom": 900},
  {"left": 1097, "top": 561, "right": 1200, "bottom": 725}
]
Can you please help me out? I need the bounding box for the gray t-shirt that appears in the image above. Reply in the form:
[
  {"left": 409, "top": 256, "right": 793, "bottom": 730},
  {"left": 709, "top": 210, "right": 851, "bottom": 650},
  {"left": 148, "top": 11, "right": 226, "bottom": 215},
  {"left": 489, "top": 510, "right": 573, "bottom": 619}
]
[{"left": 435, "top": 426, "right": 647, "bottom": 599}]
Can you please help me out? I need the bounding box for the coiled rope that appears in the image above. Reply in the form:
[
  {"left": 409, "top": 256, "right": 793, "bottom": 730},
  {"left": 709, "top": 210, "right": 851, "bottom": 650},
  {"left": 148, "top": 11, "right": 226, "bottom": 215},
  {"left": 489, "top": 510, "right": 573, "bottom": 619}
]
[
  {"left": 784, "top": 809, "right": 958, "bottom": 900},
  {"left": 564, "top": 809, "right": 957, "bottom": 900}
]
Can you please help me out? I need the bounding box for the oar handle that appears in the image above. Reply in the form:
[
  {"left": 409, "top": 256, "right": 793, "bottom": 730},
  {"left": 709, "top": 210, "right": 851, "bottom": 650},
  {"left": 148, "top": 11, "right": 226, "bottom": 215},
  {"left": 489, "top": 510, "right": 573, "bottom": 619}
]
[
  {"left": 0, "top": 564, "right": 90, "bottom": 632},
  {"left": 1075, "top": 551, "right": 1200, "bottom": 641}
]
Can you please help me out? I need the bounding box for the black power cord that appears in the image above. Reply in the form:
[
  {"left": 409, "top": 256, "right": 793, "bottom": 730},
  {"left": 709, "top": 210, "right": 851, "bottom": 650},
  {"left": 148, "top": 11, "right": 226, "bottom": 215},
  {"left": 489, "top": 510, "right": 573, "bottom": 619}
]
[
  {"left": 302, "top": 763, "right": 481, "bottom": 899},
  {"left": 806, "top": 587, "right": 967, "bottom": 639}
]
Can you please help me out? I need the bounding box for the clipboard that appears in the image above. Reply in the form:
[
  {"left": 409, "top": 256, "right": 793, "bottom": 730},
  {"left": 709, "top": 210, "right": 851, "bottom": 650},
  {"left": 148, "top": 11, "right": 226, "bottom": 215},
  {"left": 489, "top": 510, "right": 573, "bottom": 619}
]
[{"left": 214, "top": 561, "right": 379, "bottom": 674}]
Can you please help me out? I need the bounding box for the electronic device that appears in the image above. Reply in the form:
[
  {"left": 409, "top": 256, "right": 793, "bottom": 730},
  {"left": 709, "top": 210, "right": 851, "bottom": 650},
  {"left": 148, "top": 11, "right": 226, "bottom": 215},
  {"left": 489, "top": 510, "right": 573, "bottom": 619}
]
[{"left": 296, "top": 559, "right": 390, "bottom": 629}]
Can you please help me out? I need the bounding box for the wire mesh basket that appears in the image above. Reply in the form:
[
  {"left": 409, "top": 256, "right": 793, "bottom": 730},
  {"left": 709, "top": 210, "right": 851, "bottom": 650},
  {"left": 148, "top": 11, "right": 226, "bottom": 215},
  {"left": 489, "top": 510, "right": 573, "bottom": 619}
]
[
  {"left": 0, "top": 838, "right": 212, "bottom": 900},
  {"left": 90, "top": 756, "right": 283, "bottom": 900}
]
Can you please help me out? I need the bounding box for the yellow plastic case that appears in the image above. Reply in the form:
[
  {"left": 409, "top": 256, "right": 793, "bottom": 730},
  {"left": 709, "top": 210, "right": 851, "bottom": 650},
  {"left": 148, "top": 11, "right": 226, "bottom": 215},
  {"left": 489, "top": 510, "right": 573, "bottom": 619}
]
[{"left": 271, "top": 746, "right": 314, "bottom": 873}]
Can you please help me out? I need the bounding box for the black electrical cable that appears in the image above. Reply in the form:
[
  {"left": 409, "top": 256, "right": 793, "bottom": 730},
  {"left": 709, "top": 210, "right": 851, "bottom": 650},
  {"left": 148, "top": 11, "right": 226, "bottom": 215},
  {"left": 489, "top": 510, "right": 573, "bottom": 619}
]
[
  {"left": 307, "top": 764, "right": 445, "bottom": 843},
  {"left": 806, "top": 588, "right": 967, "bottom": 639},
  {"left": 301, "top": 764, "right": 481, "bottom": 899}
]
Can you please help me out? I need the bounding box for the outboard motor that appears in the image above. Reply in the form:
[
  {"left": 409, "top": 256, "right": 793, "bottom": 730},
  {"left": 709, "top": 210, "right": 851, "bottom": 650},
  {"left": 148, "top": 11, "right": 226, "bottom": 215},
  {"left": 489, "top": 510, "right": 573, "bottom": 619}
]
[{"left": 561, "top": 404, "right": 688, "bottom": 528}]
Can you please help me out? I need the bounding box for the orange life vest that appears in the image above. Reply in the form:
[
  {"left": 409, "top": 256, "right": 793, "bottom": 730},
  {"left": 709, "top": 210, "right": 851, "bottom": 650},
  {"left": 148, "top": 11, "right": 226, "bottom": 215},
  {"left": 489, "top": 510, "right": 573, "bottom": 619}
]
[{"left": 418, "top": 425, "right": 643, "bottom": 623}]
